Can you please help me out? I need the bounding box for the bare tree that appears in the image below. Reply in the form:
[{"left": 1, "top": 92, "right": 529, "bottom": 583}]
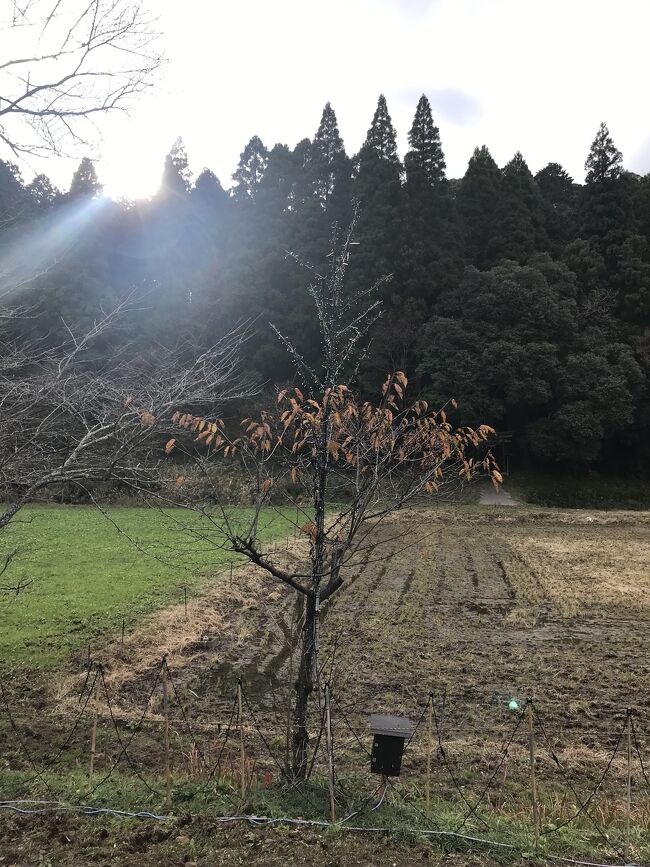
[
  {"left": 166, "top": 221, "right": 501, "bottom": 779},
  {"left": 0, "top": 0, "right": 163, "bottom": 158},
  {"left": 0, "top": 295, "right": 253, "bottom": 537}
]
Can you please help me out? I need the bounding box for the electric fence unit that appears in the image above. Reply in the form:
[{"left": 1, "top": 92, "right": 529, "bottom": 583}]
[{"left": 369, "top": 713, "right": 412, "bottom": 776}]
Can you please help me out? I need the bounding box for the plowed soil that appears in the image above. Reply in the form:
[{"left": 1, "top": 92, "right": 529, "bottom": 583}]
[
  {"left": 39, "top": 506, "right": 650, "bottom": 794},
  {"left": 4, "top": 504, "right": 650, "bottom": 864}
]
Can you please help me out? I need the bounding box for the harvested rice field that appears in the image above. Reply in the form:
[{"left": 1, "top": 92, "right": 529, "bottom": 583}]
[{"left": 2, "top": 503, "right": 650, "bottom": 864}]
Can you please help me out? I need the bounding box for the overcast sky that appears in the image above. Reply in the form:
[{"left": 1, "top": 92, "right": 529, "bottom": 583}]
[{"left": 23, "top": 0, "right": 650, "bottom": 198}]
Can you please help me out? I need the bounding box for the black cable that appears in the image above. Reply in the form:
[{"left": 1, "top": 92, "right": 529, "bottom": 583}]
[
  {"left": 96, "top": 665, "right": 162, "bottom": 797},
  {"left": 328, "top": 681, "right": 381, "bottom": 716},
  {"left": 329, "top": 691, "right": 371, "bottom": 758},
  {"left": 630, "top": 713, "right": 650, "bottom": 793},
  {"left": 534, "top": 706, "right": 626, "bottom": 859},
  {"left": 240, "top": 682, "right": 328, "bottom": 818},
  {"left": 197, "top": 691, "right": 239, "bottom": 790},
  {"left": 77, "top": 662, "right": 93, "bottom": 706},
  {"left": 242, "top": 683, "right": 328, "bottom": 815},
  {"left": 403, "top": 693, "right": 431, "bottom": 753},
  {"left": 0, "top": 675, "right": 54, "bottom": 794},
  {"left": 432, "top": 693, "right": 491, "bottom": 831},
  {"left": 20, "top": 668, "right": 100, "bottom": 785},
  {"left": 337, "top": 780, "right": 385, "bottom": 825},
  {"left": 164, "top": 665, "right": 245, "bottom": 814},
  {"left": 436, "top": 686, "right": 447, "bottom": 756},
  {"left": 85, "top": 666, "right": 161, "bottom": 798},
  {"left": 163, "top": 659, "right": 208, "bottom": 769},
  {"left": 240, "top": 681, "right": 287, "bottom": 781},
  {"left": 453, "top": 701, "right": 526, "bottom": 833},
  {"left": 385, "top": 776, "right": 441, "bottom": 831},
  {"left": 305, "top": 699, "right": 327, "bottom": 781},
  {"left": 190, "top": 687, "right": 256, "bottom": 815}
]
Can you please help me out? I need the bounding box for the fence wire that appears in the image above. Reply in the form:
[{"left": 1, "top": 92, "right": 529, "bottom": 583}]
[{"left": 1, "top": 659, "right": 647, "bottom": 864}]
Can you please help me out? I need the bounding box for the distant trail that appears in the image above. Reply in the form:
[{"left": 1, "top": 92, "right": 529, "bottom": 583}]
[{"left": 479, "top": 480, "right": 518, "bottom": 506}]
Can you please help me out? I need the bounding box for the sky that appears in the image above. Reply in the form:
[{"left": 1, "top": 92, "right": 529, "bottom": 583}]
[{"left": 12, "top": 0, "right": 650, "bottom": 198}]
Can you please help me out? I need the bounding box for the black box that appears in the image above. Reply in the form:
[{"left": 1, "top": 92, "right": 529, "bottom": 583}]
[{"left": 369, "top": 714, "right": 412, "bottom": 777}]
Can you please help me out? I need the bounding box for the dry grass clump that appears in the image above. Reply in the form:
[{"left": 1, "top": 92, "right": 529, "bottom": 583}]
[
  {"left": 53, "top": 534, "right": 311, "bottom": 718},
  {"left": 44, "top": 503, "right": 650, "bottom": 810},
  {"left": 505, "top": 524, "right": 650, "bottom": 617}
]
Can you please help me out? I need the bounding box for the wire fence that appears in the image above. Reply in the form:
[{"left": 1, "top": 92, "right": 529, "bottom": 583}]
[{"left": 1, "top": 657, "right": 649, "bottom": 864}]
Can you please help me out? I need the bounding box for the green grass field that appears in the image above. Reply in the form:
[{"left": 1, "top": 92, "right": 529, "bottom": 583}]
[{"left": 0, "top": 504, "right": 293, "bottom": 668}]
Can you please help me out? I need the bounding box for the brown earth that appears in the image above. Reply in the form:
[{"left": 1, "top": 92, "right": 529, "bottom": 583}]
[
  {"left": 33, "top": 506, "right": 650, "bottom": 801},
  {"left": 4, "top": 505, "right": 650, "bottom": 862},
  {"left": 0, "top": 813, "right": 509, "bottom": 867},
  {"left": 56, "top": 505, "right": 650, "bottom": 721}
]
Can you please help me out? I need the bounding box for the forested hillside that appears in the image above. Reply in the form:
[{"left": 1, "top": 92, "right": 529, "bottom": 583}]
[{"left": 1, "top": 95, "right": 649, "bottom": 469}]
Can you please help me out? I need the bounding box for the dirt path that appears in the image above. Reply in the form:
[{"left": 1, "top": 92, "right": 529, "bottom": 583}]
[{"left": 479, "top": 478, "right": 518, "bottom": 505}]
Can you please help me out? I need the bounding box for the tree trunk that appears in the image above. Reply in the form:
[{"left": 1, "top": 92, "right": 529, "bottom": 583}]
[
  {"left": 291, "top": 382, "right": 329, "bottom": 779},
  {"left": 291, "top": 595, "right": 316, "bottom": 779}
]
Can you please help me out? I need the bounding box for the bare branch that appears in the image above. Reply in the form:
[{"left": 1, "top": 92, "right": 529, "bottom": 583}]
[
  {"left": 0, "top": 298, "right": 255, "bottom": 537},
  {"left": 0, "top": 0, "right": 164, "bottom": 157},
  {"left": 157, "top": 217, "right": 500, "bottom": 780}
]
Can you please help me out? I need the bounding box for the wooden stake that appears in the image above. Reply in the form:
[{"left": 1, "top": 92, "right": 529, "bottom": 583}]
[
  {"left": 527, "top": 701, "right": 539, "bottom": 847},
  {"left": 626, "top": 708, "right": 632, "bottom": 861},
  {"left": 121, "top": 618, "right": 125, "bottom": 644},
  {"left": 183, "top": 586, "right": 188, "bottom": 618},
  {"left": 162, "top": 659, "right": 171, "bottom": 806},
  {"left": 425, "top": 693, "right": 433, "bottom": 816},
  {"left": 238, "top": 680, "right": 246, "bottom": 802},
  {"left": 230, "top": 562, "right": 233, "bottom": 588},
  {"left": 325, "top": 683, "right": 336, "bottom": 822},
  {"left": 88, "top": 670, "right": 98, "bottom": 780},
  {"left": 285, "top": 649, "right": 294, "bottom": 775}
]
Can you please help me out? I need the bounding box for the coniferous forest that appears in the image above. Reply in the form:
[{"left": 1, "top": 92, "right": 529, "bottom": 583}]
[{"left": 2, "top": 94, "right": 650, "bottom": 471}]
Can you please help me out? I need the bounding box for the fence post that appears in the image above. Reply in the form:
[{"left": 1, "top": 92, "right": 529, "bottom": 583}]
[
  {"left": 325, "top": 683, "right": 336, "bottom": 822},
  {"left": 425, "top": 692, "right": 433, "bottom": 816},
  {"left": 88, "top": 667, "right": 99, "bottom": 780},
  {"left": 626, "top": 708, "right": 632, "bottom": 861},
  {"left": 285, "top": 649, "right": 294, "bottom": 775},
  {"left": 162, "top": 658, "right": 171, "bottom": 807},
  {"left": 238, "top": 679, "right": 247, "bottom": 802},
  {"left": 527, "top": 699, "right": 540, "bottom": 847}
]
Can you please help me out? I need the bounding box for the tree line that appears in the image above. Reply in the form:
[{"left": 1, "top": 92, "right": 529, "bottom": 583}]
[{"left": 1, "top": 94, "right": 649, "bottom": 470}]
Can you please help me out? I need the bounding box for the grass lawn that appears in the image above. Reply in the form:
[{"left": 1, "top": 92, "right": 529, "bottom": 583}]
[{"left": 0, "top": 504, "right": 293, "bottom": 668}]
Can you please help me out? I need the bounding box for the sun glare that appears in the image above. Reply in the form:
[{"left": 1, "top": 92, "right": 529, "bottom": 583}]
[
  {"left": 101, "top": 155, "right": 162, "bottom": 201},
  {"left": 97, "top": 108, "right": 172, "bottom": 200}
]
